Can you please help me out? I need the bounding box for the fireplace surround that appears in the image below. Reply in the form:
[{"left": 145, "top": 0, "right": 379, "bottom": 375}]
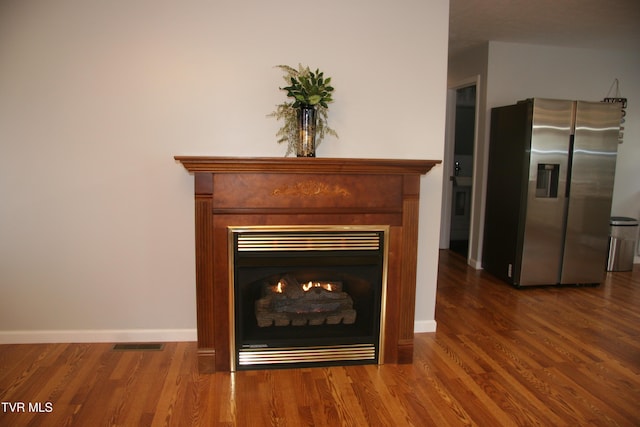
[
  {"left": 175, "top": 156, "right": 440, "bottom": 372},
  {"left": 231, "top": 225, "right": 387, "bottom": 370}
]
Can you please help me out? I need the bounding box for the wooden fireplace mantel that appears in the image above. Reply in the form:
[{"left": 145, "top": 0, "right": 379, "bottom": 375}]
[{"left": 175, "top": 156, "right": 440, "bottom": 372}]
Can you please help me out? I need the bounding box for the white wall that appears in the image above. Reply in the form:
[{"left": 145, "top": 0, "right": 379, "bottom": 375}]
[
  {"left": 448, "top": 41, "right": 640, "bottom": 267},
  {"left": 0, "top": 0, "right": 449, "bottom": 342}
]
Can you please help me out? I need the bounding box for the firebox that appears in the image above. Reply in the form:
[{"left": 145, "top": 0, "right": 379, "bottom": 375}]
[{"left": 229, "top": 225, "right": 389, "bottom": 370}]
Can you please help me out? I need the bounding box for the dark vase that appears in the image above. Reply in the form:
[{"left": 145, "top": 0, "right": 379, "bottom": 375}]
[{"left": 297, "top": 105, "right": 317, "bottom": 157}]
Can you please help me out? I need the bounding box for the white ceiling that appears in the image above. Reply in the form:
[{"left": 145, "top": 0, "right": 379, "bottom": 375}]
[{"left": 449, "top": 0, "right": 640, "bottom": 57}]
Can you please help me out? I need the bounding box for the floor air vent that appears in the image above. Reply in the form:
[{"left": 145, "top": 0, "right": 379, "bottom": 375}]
[{"left": 112, "top": 343, "right": 164, "bottom": 351}]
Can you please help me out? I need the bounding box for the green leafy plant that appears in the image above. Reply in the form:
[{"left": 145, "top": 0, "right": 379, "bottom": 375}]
[
  {"left": 282, "top": 66, "right": 334, "bottom": 108},
  {"left": 269, "top": 64, "right": 338, "bottom": 156}
]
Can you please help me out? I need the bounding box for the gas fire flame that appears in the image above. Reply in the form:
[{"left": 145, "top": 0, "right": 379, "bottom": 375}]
[
  {"left": 273, "top": 280, "right": 334, "bottom": 294},
  {"left": 303, "top": 281, "right": 333, "bottom": 292}
]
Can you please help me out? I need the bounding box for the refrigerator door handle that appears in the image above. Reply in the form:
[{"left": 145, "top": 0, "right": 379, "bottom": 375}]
[{"left": 565, "top": 134, "right": 575, "bottom": 197}]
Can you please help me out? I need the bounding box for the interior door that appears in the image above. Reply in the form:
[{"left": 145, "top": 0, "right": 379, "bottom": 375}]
[{"left": 448, "top": 85, "right": 476, "bottom": 258}]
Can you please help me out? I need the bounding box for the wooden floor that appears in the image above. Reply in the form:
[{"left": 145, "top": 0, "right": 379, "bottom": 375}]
[{"left": 1, "top": 250, "right": 639, "bottom": 426}]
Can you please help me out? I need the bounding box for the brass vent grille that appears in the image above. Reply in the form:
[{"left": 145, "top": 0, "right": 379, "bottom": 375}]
[
  {"left": 237, "top": 232, "right": 381, "bottom": 252},
  {"left": 238, "top": 344, "right": 376, "bottom": 366}
]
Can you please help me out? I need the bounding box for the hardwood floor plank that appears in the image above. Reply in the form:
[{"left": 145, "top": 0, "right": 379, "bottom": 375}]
[
  {"left": 319, "top": 367, "right": 372, "bottom": 426},
  {"left": 425, "top": 337, "right": 516, "bottom": 425},
  {"left": 1, "top": 251, "right": 639, "bottom": 426},
  {"left": 150, "top": 342, "right": 196, "bottom": 426},
  {"left": 544, "top": 364, "right": 632, "bottom": 426},
  {"left": 348, "top": 365, "right": 409, "bottom": 426}
]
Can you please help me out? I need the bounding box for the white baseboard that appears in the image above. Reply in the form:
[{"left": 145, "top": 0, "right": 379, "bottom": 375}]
[
  {"left": 1, "top": 323, "right": 438, "bottom": 344},
  {"left": 469, "top": 257, "right": 483, "bottom": 270},
  {"left": 414, "top": 320, "right": 437, "bottom": 333},
  {"left": 0, "top": 329, "right": 197, "bottom": 344}
]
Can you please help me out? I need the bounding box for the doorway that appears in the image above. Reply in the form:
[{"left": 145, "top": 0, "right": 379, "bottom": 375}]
[{"left": 440, "top": 82, "right": 477, "bottom": 260}]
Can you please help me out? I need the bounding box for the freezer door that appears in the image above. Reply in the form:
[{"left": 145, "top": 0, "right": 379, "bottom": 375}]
[
  {"left": 519, "top": 99, "right": 573, "bottom": 285},
  {"left": 560, "top": 101, "right": 620, "bottom": 284}
]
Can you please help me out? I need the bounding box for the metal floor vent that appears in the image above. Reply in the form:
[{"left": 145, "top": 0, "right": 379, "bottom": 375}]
[{"left": 112, "top": 343, "right": 164, "bottom": 351}]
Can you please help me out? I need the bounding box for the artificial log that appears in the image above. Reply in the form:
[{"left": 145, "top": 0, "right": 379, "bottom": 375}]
[{"left": 255, "top": 275, "right": 356, "bottom": 327}]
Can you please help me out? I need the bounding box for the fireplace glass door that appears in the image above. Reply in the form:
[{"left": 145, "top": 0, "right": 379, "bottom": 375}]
[{"left": 229, "top": 226, "right": 388, "bottom": 370}]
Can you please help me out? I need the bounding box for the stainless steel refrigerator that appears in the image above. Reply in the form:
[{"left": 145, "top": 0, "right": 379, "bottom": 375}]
[{"left": 482, "top": 98, "right": 621, "bottom": 287}]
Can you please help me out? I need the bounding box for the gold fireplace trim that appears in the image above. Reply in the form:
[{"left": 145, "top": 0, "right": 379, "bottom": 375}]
[
  {"left": 237, "top": 231, "right": 382, "bottom": 251},
  {"left": 238, "top": 344, "right": 375, "bottom": 366},
  {"left": 228, "top": 225, "right": 390, "bottom": 371}
]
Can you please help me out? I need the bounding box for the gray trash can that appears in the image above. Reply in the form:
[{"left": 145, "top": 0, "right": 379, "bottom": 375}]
[{"left": 607, "top": 216, "right": 638, "bottom": 272}]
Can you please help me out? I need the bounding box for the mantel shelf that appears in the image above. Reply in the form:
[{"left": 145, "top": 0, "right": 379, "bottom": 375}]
[{"left": 175, "top": 156, "right": 441, "bottom": 175}]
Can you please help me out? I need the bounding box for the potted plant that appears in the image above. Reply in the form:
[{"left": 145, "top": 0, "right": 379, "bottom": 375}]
[{"left": 269, "top": 64, "right": 338, "bottom": 157}]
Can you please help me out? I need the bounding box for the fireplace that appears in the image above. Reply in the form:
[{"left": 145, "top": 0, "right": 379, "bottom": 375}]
[
  {"left": 230, "top": 226, "right": 388, "bottom": 370},
  {"left": 175, "top": 157, "right": 440, "bottom": 372}
]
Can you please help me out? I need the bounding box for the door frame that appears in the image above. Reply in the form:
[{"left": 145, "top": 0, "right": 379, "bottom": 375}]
[{"left": 439, "top": 76, "right": 481, "bottom": 264}]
